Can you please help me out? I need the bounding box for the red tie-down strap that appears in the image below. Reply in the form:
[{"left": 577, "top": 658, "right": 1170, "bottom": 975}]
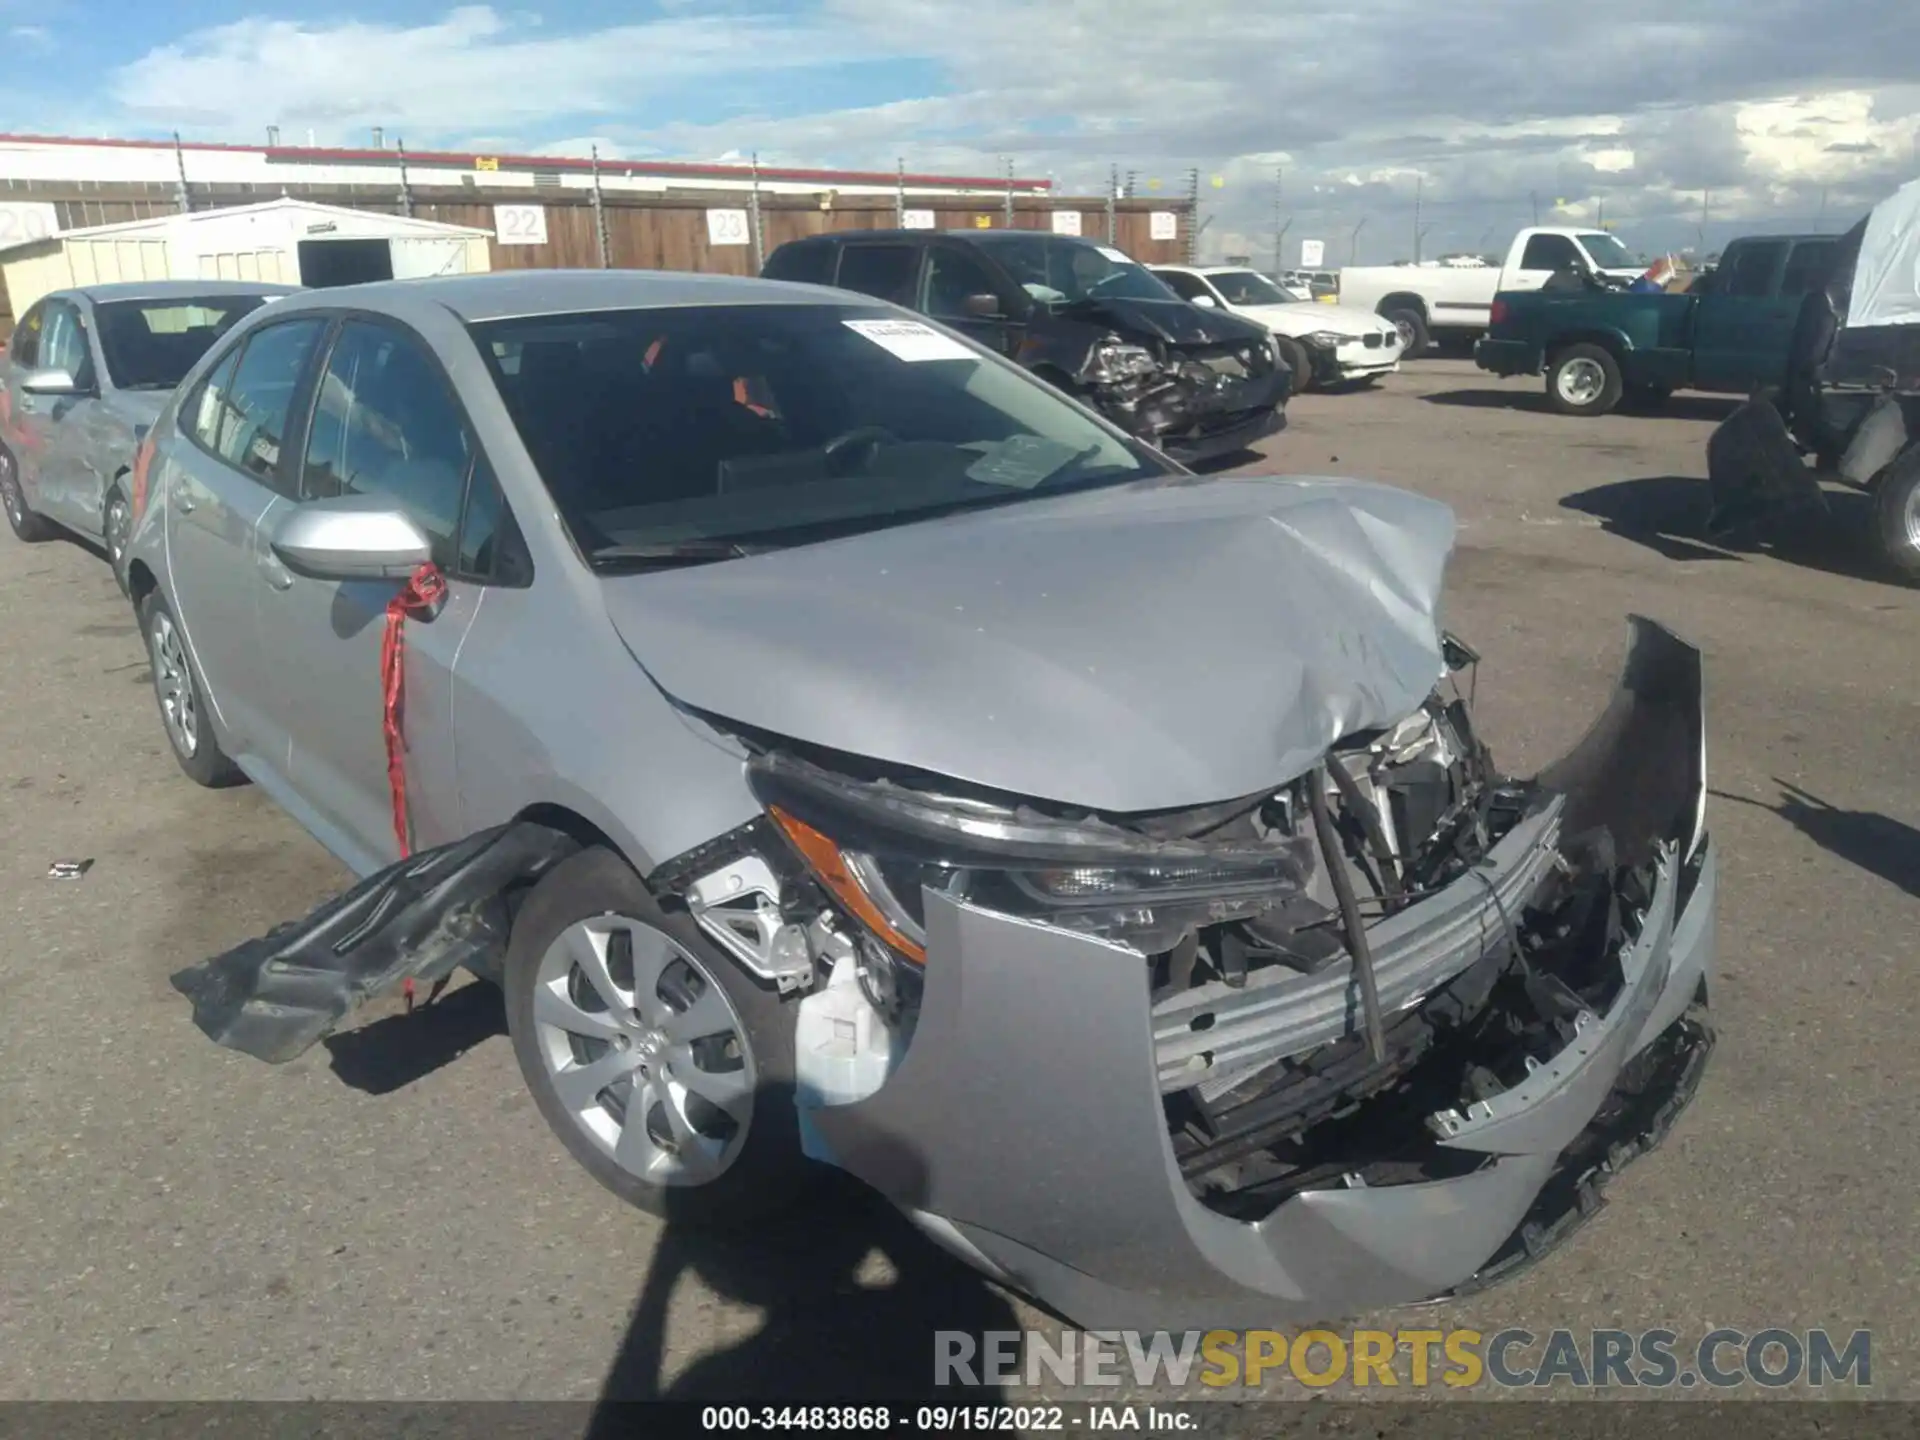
[{"left": 379, "top": 562, "right": 448, "bottom": 1009}]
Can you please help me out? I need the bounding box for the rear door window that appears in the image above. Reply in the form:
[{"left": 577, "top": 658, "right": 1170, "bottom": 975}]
[
  {"left": 834, "top": 244, "right": 921, "bottom": 306},
  {"left": 1722, "top": 241, "right": 1789, "bottom": 298},
  {"left": 763, "top": 242, "right": 835, "bottom": 286},
  {"left": 1779, "top": 241, "right": 1838, "bottom": 297},
  {"left": 195, "top": 317, "right": 328, "bottom": 492}
]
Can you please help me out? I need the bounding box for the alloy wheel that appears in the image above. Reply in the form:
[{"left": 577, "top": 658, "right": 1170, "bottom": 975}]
[
  {"left": 147, "top": 610, "right": 199, "bottom": 758},
  {"left": 531, "top": 916, "right": 757, "bottom": 1187},
  {"left": 104, "top": 495, "right": 130, "bottom": 566},
  {"left": 0, "top": 453, "right": 22, "bottom": 527},
  {"left": 1557, "top": 357, "right": 1607, "bottom": 407}
]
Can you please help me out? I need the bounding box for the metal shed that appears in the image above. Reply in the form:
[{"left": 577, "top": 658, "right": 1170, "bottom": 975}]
[{"left": 0, "top": 198, "right": 492, "bottom": 315}]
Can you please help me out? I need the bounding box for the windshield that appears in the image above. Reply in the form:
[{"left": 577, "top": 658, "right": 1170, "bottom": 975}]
[
  {"left": 1578, "top": 233, "right": 1638, "bottom": 270},
  {"left": 94, "top": 296, "right": 269, "bottom": 390},
  {"left": 973, "top": 235, "right": 1182, "bottom": 305},
  {"left": 1208, "top": 271, "right": 1295, "bottom": 306},
  {"left": 469, "top": 303, "right": 1170, "bottom": 563}
]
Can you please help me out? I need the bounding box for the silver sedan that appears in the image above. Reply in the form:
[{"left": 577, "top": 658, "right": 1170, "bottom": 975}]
[{"left": 133, "top": 269, "right": 1717, "bottom": 1329}]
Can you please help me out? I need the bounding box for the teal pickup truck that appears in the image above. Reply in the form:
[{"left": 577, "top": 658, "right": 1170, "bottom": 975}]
[{"left": 1473, "top": 233, "right": 1842, "bottom": 416}]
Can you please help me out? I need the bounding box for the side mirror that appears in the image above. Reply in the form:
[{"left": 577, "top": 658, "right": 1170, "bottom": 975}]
[
  {"left": 19, "top": 367, "right": 87, "bottom": 396},
  {"left": 1189, "top": 294, "right": 1218, "bottom": 308},
  {"left": 270, "top": 493, "right": 434, "bottom": 582},
  {"left": 962, "top": 293, "right": 1004, "bottom": 319}
]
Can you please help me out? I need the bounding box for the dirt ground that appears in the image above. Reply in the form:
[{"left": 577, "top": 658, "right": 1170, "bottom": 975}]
[{"left": 1, "top": 358, "right": 1915, "bottom": 1405}]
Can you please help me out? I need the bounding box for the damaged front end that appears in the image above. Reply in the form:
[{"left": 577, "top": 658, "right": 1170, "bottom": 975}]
[
  {"left": 753, "top": 616, "right": 1713, "bottom": 1329},
  {"left": 1077, "top": 330, "right": 1290, "bottom": 465}
]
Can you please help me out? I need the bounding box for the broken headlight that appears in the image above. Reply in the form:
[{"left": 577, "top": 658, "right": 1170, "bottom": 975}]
[
  {"left": 748, "top": 752, "right": 1312, "bottom": 960},
  {"left": 1085, "top": 336, "right": 1159, "bottom": 385}
]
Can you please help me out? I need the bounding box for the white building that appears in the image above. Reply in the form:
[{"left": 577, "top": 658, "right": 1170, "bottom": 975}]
[{"left": 0, "top": 198, "right": 491, "bottom": 314}]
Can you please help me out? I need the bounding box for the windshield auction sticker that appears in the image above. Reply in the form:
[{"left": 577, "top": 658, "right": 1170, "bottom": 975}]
[{"left": 842, "top": 318, "right": 974, "bottom": 362}]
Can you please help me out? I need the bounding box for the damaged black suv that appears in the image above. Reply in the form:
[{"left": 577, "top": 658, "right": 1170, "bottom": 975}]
[{"left": 762, "top": 229, "right": 1290, "bottom": 466}]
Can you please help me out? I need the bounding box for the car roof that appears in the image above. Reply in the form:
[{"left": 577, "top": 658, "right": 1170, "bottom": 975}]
[
  {"left": 251, "top": 269, "right": 855, "bottom": 324},
  {"left": 791, "top": 229, "right": 1105, "bottom": 247},
  {"left": 56, "top": 280, "right": 301, "bottom": 304}
]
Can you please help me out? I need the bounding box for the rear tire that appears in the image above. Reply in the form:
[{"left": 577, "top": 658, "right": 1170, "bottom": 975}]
[
  {"left": 1546, "top": 343, "right": 1624, "bottom": 416},
  {"left": 1272, "top": 336, "right": 1312, "bottom": 394},
  {"left": 503, "top": 846, "right": 816, "bottom": 1227},
  {"left": 137, "top": 588, "right": 245, "bottom": 788},
  {"left": 1383, "top": 307, "right": 1430, "bottom": 357},
  {"left": 0, "top": 444, "right": 52, "bottom": 542},
  {"left": 1873, "top": 450, "right": 1920, "bottom": 581}
]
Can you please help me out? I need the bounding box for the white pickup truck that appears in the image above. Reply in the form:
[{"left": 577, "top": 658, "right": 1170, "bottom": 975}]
[{"left": 1336, "top": 227, "right": 1647, "bottom": 353}]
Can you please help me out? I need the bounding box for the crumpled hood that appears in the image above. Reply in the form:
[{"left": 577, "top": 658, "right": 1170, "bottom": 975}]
[
  {"left": 1236, "top": 303, "right": 1399, "bottom": 342},
  {"left": 1073, "top": 296, "right": 1271, "bottom": 349},
  {"left": 601, "top": 476, "right": 1456, "bottom": 814}
]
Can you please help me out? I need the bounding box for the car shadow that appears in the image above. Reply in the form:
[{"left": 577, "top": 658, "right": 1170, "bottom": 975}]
[
  {"left": 1713, "top": 781, "right": 1920, "bottom": 898},
  {"left": 1424, "top": 389, "right": 1741, "bottom": 422},
  {"left": 587, "top": 1115, "right": 1021, "bottom": 1425},
  {"left": 1560, "top": 474, "right": 1914, "bottom": 585},
  {"left": 321, "top": 977, "right": 508, "bottom": 1094}
]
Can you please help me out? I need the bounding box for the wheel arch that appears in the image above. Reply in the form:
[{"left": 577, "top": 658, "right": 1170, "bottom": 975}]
[{"left": 1376, "top": 292, "right": 1430, "bottom": 322}]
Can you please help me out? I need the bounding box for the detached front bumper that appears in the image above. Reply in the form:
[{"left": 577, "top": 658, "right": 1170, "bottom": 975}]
[{"left": 809, "top": 619, "right": 1714, "bottom": 1330}]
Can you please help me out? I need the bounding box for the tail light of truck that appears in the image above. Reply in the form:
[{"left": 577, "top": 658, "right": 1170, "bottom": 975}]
[{"left": 1489, "top": 298, "right": 1509, "bottom": 328}]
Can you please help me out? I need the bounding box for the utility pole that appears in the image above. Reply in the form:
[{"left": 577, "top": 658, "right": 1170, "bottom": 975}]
[
  {"left": 895, "top": 157, "right": 906, "bottom": 228},
  {"left": 1003, "top": 158, "right": 1014, "bottom": 226},
  {"left": 1699, "top": 188, "right": 1711, "bottom": 252},
  {"left": 749, "top": 151, "right": 765, "bottom": 271},
  {"left": 1413, "top": 174, "right": 1423, "bottom": 263},
  {"left": 590, "top": 145, "right": 610, "bottom": 267},
  {"left": 1186, "top": 167, "right": 1200, "bottom": 263},
  {"left": 1125, "top": 169, "right": 1138, "bottom": 200},
  {"left": 1107, "top": 163, "right": 1119, "bottom": 244},
  {"left": 1349, "top": 216, "right": 1368, "bottom": 265},
  {"left": 172, "top": 131, "right": 192, "bottom": 214},
  {"left": 396, "top": 138, "right": 414, "bottom": 218},
  {"left": 1273, "top": 165, "right": 1285, "bottom": 276}
]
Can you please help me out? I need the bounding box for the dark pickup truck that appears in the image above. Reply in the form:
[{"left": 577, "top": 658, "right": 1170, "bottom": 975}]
[{"left": 1473, "top": 233, "right": 1842, "bottom": 416}]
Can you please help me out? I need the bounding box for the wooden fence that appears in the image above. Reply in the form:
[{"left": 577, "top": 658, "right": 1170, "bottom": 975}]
[{"left": 0, "top": 178, "right": 1196, "bottom": 325}]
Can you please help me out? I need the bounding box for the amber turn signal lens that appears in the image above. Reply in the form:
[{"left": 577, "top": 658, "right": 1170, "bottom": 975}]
[{"left": 767, "top": 805, "right": 928, "bottom": 965}]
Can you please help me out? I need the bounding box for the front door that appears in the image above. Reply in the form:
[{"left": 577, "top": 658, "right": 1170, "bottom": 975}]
[
  {"left": 921, "top": 243, "right": 1022, "bottom": 355},
  {"left": 252, "top": 317, "right": 489, "bottom": 874},
  {"left": 163, "top": 315, "right": 330, "bottom": 774},
  {"left": 1691, "top": 240, "right": 1794, "bottom": 392},
  {"left": 15, "top": 298, "right": 102, "bottom": 531}
]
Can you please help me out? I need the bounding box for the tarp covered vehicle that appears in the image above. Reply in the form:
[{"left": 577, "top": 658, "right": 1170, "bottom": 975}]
[{"left": 1705, "top": 178, "right": 1920, "bottom": 577}]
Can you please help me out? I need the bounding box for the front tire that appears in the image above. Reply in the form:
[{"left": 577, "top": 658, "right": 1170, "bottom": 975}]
[
  {"left": 1546, "top": 343, "right": 1624, "bottom": 416},
  {"left": 1873, "top": 450, "right": 1920, "bottom": 581},
  {"left": 102, "top": 482, "right": 133, "bottom": 596},
  {"left": 503, "top": 846, "right": 814, "bottom": 1226},
  {"left": 0, "top": 444, "right": 52, "bottom": 542},
  {"left": 137, "top": 588, "right": 245, "bottom": 787},
  {"left": 1383, "top": 307, "right": 1430, "bottom": 357},
  {"left": 1272, "top": 336, "right": 1313, "bottom": 394}
]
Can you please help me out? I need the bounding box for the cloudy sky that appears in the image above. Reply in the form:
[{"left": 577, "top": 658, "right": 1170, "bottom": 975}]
[{"left": 8, "top": 0, "right": 1920, "bottom": 264}]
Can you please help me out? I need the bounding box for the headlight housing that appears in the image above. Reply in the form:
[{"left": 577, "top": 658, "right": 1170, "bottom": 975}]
[
  {"left": 1084, "top": 335, "right": 1159, "bottom": 385},
  {"left": 1304, "top": 330, "right": 1347, "bottom": 349},
  {"left": 749, "top": 752, "right": 1313, "bottom": 960}
]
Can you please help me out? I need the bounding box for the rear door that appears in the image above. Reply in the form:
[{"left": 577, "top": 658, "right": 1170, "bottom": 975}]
[
  {"left": 253, "top": 316, "right": 502, "bottom": 871},
  {"left": 0, "top": 302, "right": 48, "bottom": 509},
  {"left": 1690, "top": 239, "right": 1792, "bottom": 391},
  {"left": 163, "top": 314, "right": 330, "bottom": 772}
]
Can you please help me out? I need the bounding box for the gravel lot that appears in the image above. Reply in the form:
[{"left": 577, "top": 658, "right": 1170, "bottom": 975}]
[{"left": 2, "top": 358, "right": 1915, "bottom": 1404}]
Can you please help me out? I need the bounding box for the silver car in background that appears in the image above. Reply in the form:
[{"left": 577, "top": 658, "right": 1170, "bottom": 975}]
[
  {"left": 134, "top": 270, "right": 1717, "bottom": 1329},
  {"left": 0, "top": 280, "right": 295, "bottom": 586}
]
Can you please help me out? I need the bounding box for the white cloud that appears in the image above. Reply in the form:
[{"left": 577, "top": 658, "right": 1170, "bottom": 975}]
[{"left": 33, "top": 1, "right": 1920, "bottom": 261}]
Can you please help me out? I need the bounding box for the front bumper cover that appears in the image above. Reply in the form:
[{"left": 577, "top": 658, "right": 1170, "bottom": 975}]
[{"left": 809, "top": 617, "right": 1714, "bottom": 1329}]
